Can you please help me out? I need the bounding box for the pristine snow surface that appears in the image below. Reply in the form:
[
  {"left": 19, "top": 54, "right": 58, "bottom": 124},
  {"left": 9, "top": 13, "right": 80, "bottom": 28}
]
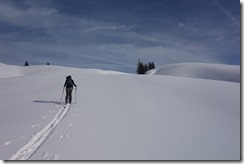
[
  {"left": 0, "top": 63, "right": 240, "bottom": 160},
  {"left": 150, "top": 63, "right": 240, "bottom": 83}
]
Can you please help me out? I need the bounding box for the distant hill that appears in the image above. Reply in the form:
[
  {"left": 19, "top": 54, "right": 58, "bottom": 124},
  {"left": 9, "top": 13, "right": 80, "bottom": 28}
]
[{"left": 150, "top": 63, "right": 240, "bottom": 83}]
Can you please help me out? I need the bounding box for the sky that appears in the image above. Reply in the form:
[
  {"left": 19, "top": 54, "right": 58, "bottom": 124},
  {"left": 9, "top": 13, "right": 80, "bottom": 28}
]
[{"left": 0, "top": 0, "right": 240, "bottom": 73}]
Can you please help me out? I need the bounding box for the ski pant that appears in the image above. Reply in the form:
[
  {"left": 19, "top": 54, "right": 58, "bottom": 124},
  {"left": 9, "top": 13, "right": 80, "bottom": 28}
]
[{"left": 65, "top": 87, "right": 73, "bottom": 104}]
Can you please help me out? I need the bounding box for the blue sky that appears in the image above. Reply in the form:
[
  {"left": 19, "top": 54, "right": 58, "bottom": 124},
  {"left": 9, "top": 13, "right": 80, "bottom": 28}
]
[{"left": 0, "top": 0, "right": 240, "bottom": 73}]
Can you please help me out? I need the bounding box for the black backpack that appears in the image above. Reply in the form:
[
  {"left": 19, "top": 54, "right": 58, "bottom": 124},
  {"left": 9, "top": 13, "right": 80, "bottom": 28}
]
[{"left": 66, "top": 77, "right": 73, "bottom": 87}]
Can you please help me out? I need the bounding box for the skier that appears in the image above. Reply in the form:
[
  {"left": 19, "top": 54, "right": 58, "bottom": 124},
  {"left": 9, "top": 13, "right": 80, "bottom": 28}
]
[{"left": 63, "top": 75, "right": 77, "bottom": 104}]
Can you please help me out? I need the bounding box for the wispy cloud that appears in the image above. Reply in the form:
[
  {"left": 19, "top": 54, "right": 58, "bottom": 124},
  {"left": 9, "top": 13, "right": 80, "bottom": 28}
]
[{"left": 212, "top": 0, "right": 240, "bottom": 28}]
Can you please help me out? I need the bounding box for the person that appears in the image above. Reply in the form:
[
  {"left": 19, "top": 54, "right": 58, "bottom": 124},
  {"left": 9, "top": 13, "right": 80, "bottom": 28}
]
[{"left": 63, "top": 75, "right": 77, "bottom": 104}]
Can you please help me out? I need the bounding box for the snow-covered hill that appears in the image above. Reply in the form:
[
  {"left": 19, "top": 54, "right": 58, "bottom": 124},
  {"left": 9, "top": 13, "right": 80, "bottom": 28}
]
[
  {"left": 0, "top": 63, "right": 240, "bottom": 160},
  {"left": 150, "top": 63, "right": 240, "bottom": 83}
]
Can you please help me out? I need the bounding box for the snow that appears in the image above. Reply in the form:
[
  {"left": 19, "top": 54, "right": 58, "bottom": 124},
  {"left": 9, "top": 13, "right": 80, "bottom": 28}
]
[
  {"left": 0, "top": 63, "right": 240, "bottom": 160},
  {"left": 9, "top": 104, "right": 71, "bottom": 160},
  {"left": 151, "top": 63, "right": 240, "bottom": 83},
  {"left": 0, "top": 63, "right": 24, "bottom": 78}
]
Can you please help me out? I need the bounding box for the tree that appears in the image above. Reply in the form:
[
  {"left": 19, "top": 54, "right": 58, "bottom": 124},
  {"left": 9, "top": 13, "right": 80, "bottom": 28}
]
[
  {"left": 24, "top": 61, "right": 29, "bottom": 66},
  {"left": 137, "top": 60, "right": 145, "bottom": 74},
  {"left": 144, "top": 64, "right": 148, "bottom": 73},
  {"left": 137, "top": 60, "right": 156, "bottom": 74},
  {"left": 151, "top": 62, "right": 155, "bottom": 69},
  {"left": 148, "top": 62, "right": 155, "bottom": 70}
]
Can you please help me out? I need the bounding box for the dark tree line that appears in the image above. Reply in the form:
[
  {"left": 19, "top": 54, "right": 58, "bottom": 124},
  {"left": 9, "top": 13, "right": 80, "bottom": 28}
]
[
  {"left": 137, "top": 60, "right": 155, "bottom": 74},
  {"left": 24, "top": 61, "right": 50, "bottom": 66}
]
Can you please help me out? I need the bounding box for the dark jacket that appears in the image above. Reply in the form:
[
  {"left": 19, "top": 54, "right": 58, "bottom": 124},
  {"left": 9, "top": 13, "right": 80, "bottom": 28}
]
[{"left": 64, "top": 76, "right": 77, "bottom": 88}]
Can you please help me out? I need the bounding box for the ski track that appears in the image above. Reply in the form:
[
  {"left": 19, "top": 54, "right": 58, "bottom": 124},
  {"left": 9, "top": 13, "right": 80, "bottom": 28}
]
[{"left": 9, "top": 104, "right": 71, "bottom": 160}]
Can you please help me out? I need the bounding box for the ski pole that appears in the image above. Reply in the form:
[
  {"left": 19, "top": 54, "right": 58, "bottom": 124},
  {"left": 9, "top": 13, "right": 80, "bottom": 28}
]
[
  {"left": 60, "top": 87, "right": 65, "bottom": 102},
  {"left": 75, "top": 87, "right": 77, "bottom": 104}
]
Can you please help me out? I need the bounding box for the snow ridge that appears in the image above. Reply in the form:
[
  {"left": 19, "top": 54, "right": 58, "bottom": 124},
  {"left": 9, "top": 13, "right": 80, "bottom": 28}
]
[
  {"left": 9, "top": 104, "right": 71, "bottom": 160},
  {"left": 152, "top": 63, "right": 240, "bottom": 83}
]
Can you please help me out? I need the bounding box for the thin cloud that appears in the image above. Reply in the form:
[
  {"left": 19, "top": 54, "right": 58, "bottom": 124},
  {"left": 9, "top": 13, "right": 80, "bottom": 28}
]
[{"left": 213, "top": 0, "right": 240, "bottom": 28}]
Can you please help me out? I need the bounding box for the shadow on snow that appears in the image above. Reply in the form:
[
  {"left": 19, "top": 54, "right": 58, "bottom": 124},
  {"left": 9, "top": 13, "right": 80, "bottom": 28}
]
[{"left": 33, "top": 100, "right": 64, "bottom": 105}]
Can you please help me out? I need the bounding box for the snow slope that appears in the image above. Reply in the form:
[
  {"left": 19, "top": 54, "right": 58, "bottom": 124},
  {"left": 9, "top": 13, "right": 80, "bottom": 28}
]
[
  {"left": 0, "top": 63, "right": 240, "bottom": 160},
  {"left": 0, "top": 63, "right": 24, "bottom": 78},
  {"left": 150, "top": 63, "right": 240, "bottom": 83}
]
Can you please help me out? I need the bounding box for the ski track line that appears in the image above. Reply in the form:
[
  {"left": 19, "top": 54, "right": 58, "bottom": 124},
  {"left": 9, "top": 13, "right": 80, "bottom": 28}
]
[{"left": 9, "top": 104, "right": 71, "bottom": 160}]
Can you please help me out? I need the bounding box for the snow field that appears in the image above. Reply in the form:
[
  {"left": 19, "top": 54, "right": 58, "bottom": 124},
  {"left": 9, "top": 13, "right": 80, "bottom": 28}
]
[
  {"left": 0, "top": 63, "right": 240, "bottom": 160},
  {"left": 152, "top": 63, "right": 240, "bottom": 83},
  {"left": 9, "top": 104, "right": 71, "bottom": 160}
]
